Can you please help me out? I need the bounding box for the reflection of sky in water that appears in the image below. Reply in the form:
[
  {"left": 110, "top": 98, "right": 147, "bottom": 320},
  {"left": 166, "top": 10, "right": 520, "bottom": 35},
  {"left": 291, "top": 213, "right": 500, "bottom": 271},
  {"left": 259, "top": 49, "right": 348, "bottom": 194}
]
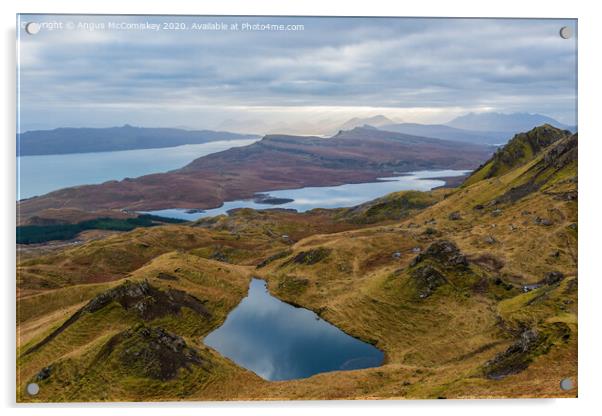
[
  {"left": 145, "top": 169, "right": 469, "bottom": 220},
  {"left": 204, "top": 278, "right": 384, "bottom": 381},
  {"left": 17, "top": 139, "right": 258, "bottom": 200}
]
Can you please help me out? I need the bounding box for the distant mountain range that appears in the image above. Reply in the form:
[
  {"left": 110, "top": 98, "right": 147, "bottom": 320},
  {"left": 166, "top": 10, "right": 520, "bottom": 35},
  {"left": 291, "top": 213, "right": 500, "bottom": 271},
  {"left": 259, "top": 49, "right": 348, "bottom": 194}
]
[
  {"left": 337, "top": 115, "right": 397, "bottom": 131},
  {"left": 377, "top": 123, "right": 508, "bottom": 145},
  {"left": 19, "top": 112, "right": 576, "bottom": 157},
  {"left": 17, "top": 125, "right": 258, "bottom": 156},
  {"left": 359, "top": 112, "right": 576, "bottom": 146},
  {"left": 446, "top": 112, "right": 575, "bottom": 133}
]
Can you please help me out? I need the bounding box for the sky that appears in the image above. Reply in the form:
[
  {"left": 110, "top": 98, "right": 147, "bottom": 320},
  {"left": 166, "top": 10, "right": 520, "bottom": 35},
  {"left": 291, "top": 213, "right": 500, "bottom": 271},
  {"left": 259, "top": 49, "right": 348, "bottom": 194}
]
[{"left": 17, "top": 15, "right": 577, "bottom": 134}]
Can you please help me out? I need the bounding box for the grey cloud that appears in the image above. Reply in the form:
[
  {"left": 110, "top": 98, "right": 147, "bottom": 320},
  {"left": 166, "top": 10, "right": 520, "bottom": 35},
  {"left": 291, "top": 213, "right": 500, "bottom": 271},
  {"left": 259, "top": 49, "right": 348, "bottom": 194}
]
[{"left": 17, "top": 15, "right": 577, "bottom": 131}]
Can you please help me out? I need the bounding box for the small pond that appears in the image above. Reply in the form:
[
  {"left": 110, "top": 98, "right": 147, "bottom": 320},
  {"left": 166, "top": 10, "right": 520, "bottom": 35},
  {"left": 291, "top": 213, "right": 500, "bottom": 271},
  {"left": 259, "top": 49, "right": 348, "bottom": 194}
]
[{"left": 204, "top": 278, "right": 384, "bottom": 381}]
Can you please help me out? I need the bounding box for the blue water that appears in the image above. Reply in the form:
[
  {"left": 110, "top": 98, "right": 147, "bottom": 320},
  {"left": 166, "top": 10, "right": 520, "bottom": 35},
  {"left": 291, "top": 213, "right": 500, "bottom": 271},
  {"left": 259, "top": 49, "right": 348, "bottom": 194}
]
[
  {"left": 144, "top": 169, "right": 469, "bottom": 220},
  {"left": 16, "top": 139, "right": 258, "bottom": 200},
  {"left": 204, "top": 278, "right": 384, "bottom": 381}
]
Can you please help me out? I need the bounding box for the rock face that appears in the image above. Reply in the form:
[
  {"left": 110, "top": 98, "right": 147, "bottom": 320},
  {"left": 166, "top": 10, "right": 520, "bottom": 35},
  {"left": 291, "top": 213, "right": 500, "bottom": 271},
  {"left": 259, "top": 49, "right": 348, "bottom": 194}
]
[
  {"left": 97, "top": 325, "right": 203, "bottom": 381},
  {"left": 483, "top": 329, "right": 541, "bottom": 379},
  {"left": 411, "top": 265, "right": 448, "bottom": 298},
  {"left": 541, "top": 271, "right": 565, "bottom": 285},
  {"left": 500, "top": 133, "right": 577, "bottom": 203},
  {"left": 83, "top": 280, "right": 211, "bottom": 321},
  {"left": 24, "top": 281, "right": 211, "bottom": 355},
  {"left": 483, "top": 323, "right": 571, "bottom": 380},
  {"left": 409, "top": 240, "right": 469, "bottom": 298},
  {"left": 448, "top": 211, "right": 461, "bottom": 221},
  {"left": 410, "top": 240, "right": 468, "bottom": 269},
  {"left": 465, "top": 125, "right": 570, "bottom": 187},
  {"left": 286, "top": 247, "right": 332, "bottom": 266}
]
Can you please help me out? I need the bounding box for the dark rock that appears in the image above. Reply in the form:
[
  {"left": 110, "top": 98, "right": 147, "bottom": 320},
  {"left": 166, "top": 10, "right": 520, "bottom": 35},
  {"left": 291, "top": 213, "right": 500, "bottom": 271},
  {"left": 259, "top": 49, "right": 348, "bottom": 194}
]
[
  {"left": 541, "top": 271, "right": 565, "bottom": 285},
  {"left": 256, "top": 249, "right": 293, "bottom": 269},
  {"left": 534, "top": 216, "right": 553, "bottom": 226},
  {"left": 157, "top": 272, "right": 178, "bottom": 281},
  {"left": 84, "top": 281, "right": 211, "bottom": 320},
  {"left": 423, "top": 227, "right": 437, "bottom": 236},
  {"left": 211, "top": 252, "right": 229, "bottom": 262},
  {"left": 99, "top": 325, "right": 203, "bottom": 381},
  {"left": 411, "top": 265, "right": 447, "bottom": 298},
  {"left": 35, "top": 365, "right": 53, "bottom": 381},
  {"left": 285, "top": 247, "right": 332, "bottom": 266},
  {"left": 484, "top": 329, "right": 540, "bottom": 380},
  {"left": 24, "top": 281, "right": 211, "bottom": 356},
  {"left": 448, "top": 211, "right": 462, "bottom": 221},
  {"left": 473, "top": 204, "right": 485, "bottom": 210},
  {"left": 410, "top": 240, "right": 468, "bottom": 269},
  {"left": 494, "top": 277, "right": 514, "bottom": 291}
]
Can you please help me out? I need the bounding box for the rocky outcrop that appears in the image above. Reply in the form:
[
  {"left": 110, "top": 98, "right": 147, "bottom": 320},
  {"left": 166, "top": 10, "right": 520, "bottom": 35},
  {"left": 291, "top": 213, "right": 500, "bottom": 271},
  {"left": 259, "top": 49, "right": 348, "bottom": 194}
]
[
  {"left": 96, "top": 325, "right": 203, "bottom": 381},
  {"left": 540, "top": 271, "right": 565, "bottom": 286},
  {"left": 83, "top": 280, "right": 210, "bottom": 320},
  {"left": 483, "top": 329, "right": 541, "bottom": 379},
  {"left": 284, "top": 247, "right": 332, "bottom": 266},
  {"left": 411, "top": 265, "right": 448, "bottom": 298},
  {"left": 410, "top": 240, "right": 468, "bottom": 269},
  {"left": 408, "top": 240, "right": 470, "bottom": 298},
  {"left": 465, "top": 125, "right": 570, "bottom": 187},
  {"left": 23, "top": 281, "right": 210, "bottom": 356},
  {"left": 500, "top": 133, "right": 577, "bottom": 203},
  {"left": 483, "top": 323, "right": 571, "bottom": 380}
]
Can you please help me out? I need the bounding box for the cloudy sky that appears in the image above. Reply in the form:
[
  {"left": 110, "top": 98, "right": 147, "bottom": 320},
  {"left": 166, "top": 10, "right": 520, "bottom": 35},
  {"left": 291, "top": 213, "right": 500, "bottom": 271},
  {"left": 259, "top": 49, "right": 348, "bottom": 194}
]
[{"left": 17, "top": 15, "right": 577, "bottom": 134}]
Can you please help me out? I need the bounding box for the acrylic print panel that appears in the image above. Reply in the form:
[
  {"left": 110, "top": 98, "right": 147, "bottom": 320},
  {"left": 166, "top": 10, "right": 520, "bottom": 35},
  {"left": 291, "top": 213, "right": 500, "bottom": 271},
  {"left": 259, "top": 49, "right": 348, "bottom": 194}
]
[{"left": 16, "top": 15, "right": 578, "bottom": 402}]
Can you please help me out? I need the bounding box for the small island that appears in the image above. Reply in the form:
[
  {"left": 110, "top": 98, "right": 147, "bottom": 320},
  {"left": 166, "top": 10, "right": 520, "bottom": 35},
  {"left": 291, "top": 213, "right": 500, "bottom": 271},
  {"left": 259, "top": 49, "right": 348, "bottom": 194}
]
[{"left": 252, "top": 193, "right": 295, "bottom": 205}]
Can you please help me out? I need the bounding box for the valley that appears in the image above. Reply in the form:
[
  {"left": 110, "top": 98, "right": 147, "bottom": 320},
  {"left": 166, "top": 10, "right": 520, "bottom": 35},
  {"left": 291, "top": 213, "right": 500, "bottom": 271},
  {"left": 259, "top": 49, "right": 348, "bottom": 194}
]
[{"left": 16, "top": 125, "right": 577, "bottom": 401}]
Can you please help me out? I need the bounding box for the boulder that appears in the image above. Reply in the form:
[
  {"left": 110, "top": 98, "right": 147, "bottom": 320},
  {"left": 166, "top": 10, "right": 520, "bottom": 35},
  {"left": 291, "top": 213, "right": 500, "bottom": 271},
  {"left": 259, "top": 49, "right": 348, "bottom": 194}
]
[
  {"left": 541, "top": 271, "right": 565, "bottom": 285},
  {"left": 448, "top": 211, "right": 462, "bottom": 221},
  {"left": 534, "top": 217, "right": 553, "bottom": 226}
]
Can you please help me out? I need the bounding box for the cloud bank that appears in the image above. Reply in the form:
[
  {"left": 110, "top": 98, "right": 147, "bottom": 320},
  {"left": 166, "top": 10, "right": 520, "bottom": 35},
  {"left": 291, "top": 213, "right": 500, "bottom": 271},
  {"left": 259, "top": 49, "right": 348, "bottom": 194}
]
[{"left": 17, "top": 15, "right": 577, "bottom": 133}]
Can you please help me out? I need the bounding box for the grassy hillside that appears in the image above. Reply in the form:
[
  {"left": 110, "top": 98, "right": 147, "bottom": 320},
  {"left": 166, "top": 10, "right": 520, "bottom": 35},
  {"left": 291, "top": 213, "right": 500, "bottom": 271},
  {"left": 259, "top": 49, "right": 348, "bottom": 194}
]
[
  {"left": 16, "top": 128, "right": 577, "bottom": 401},
  {"left": 463, "top": 124, "right": 570, "bottom": 186}
]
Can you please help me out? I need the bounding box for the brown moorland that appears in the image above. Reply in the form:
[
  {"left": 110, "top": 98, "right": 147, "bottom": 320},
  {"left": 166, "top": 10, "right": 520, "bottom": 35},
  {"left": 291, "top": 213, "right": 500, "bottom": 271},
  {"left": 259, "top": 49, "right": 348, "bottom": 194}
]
[
  {"left": 17, "top": 127, "right": 492, "bottom": 223},
  {"left": 16, "top": 126, "right": 576, "bottom": 401}
]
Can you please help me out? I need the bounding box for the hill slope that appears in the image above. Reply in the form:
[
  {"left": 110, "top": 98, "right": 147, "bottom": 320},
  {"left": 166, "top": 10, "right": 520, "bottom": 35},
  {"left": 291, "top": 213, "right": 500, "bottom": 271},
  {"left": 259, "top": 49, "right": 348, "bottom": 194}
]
[
  {"left": 17, "top": 126, "right": 576, "bottom": 401},
  {"left": 463, "top": 124, "right": 571, "bottom": 186}
]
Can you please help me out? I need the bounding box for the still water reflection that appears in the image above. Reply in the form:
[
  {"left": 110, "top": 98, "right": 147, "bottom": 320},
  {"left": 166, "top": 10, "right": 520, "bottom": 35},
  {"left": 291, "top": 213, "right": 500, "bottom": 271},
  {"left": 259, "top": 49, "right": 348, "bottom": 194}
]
[{"left": 204, "top": 278, "right": 384, "bottom": 381}]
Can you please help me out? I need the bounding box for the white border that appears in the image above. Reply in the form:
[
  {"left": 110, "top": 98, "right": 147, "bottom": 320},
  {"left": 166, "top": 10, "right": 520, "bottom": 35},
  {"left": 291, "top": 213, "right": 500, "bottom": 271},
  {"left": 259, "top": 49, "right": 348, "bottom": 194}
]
[{"left": 2, "top": 1, "right": 600, "bottom": 415}]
